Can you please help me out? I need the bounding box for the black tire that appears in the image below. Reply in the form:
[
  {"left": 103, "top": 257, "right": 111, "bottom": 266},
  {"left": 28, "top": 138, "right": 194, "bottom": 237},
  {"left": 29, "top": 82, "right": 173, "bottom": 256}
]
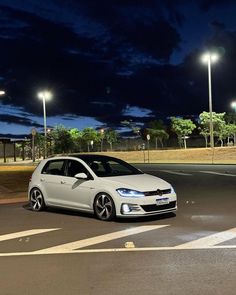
[
  {"left": 30, "top": 188, "right": 45, "bottom": 211},
  {"left": 94, "top": 193, "right": 116, "bottom": 221}
]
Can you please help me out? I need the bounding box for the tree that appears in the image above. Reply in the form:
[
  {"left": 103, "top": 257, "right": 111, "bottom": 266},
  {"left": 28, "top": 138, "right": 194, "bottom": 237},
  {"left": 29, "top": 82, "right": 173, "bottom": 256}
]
[
  {"left": 218, "top": 123, "right": 236, "bottom": 146},
  {"left": 121, "top": 120, "right": 141, "bottom": 137},
  {"left": 51, "top": 125, "right": 74, "bottom": 154},
  {"left": 171, "top": 117, "right": 196, "bottom": 149},
  {"left": 82, "top": 127, "right": 99, "bottom": 152},
  {"left": 34, "top": 133, "right": 44, "bottom": 158},
  {"left": 147, "top": 120, "right": 169, "bottom": 148},
  {"left": 97, "top": 129, "right": 105, "bottom": 152},
  {"left": 199, "top": 112, "right": 226, "bottom": 147},
  {"left": 225, "top": 113, "right": 236, "bottom": 145},
  {"left": 105, "top": 129, "right": 118, "bottom": 151},
  {"left": 69, "top": 128, "right": 83, "bottom": 152},
  {"left": 217, "top": 121, "right": 228, "bottom": 147}
]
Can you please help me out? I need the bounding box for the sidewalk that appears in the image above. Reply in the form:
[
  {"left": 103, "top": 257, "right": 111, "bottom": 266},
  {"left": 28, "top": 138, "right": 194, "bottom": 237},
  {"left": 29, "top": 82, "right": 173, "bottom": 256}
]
[{"left": 0, "top": 192, "right": 28, "bottom": 204}]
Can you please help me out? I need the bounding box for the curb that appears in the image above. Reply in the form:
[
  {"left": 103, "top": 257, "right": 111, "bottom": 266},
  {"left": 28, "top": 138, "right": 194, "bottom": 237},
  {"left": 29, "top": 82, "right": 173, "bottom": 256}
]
[
  {"left": 0, "top": 192, "right": 28, "bottom": 205},
  {"left": 0, "top": 197, "right": 28, "bottom": 204}
]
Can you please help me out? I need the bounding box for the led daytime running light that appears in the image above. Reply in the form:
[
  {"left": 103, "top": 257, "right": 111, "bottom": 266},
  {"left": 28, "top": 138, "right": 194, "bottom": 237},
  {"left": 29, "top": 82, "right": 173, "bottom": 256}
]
[{"left": 117, "top": 188, "right": 145, "bottom": 198}]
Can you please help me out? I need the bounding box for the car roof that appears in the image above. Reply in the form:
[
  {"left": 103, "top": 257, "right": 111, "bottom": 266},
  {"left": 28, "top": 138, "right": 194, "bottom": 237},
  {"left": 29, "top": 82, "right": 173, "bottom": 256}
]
[
  {"left": 69, "top": 154, "right": 119, "bottom": 161},
  {"left": 49, "top": 154, "right": 119, "bottom": 162}
]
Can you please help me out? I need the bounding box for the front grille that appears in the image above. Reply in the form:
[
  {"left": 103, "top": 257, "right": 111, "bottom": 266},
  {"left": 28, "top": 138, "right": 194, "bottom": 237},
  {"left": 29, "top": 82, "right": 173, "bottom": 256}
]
[
  {"left": 144, "top": 188, "right": 171, "bottom": 196},
  {"left": 141, "top": 201, "right": 176, "bottom": 212}
]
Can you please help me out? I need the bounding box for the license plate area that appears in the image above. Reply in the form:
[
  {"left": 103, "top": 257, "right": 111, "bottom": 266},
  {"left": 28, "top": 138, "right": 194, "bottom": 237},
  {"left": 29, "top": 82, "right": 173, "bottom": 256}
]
[{"left": 156, "top": 198, "right": 169, "bottom": 205}]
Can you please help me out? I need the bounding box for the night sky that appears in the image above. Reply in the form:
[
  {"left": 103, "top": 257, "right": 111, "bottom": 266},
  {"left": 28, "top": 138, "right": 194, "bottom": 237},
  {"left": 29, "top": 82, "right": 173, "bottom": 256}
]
[{"left": 1, "top": 0, "right": 236, "bottom": 135}]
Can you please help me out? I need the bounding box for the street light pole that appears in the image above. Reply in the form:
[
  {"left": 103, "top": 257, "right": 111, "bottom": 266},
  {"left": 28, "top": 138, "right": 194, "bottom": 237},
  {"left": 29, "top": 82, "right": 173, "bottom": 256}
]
[
  {"left": 231, "top": 101, "right": 236, "bottom": 145},
  {"left": 207, "top": 56, "right": 214, "bottom": 149},
  {"left": 38, "top": 91, "right": 52, "bottom": 158},
  {"left": 201, "top": 52, "right": 219, "bottom": 149},
  {"left": 100, "top": 128, "right": 104, "bottom": 152},
  {"left": 42, "top": 95, "right": 47, "bottom": 157}
]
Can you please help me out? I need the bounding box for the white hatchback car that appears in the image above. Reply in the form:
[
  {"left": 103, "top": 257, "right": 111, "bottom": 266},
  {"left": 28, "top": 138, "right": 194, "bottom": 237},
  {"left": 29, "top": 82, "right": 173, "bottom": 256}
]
[{"left": 28, "top": 155, "right": 177, "bottom": 221}]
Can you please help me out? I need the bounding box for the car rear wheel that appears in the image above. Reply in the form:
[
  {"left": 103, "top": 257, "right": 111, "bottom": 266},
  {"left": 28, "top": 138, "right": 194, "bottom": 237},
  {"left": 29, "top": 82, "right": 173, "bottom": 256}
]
[
  {"left": 30, "top": 188, "right": 45, "bottom": 211},
  {"left": 94, "top": 193, "right": 116, "bottom": 221}
]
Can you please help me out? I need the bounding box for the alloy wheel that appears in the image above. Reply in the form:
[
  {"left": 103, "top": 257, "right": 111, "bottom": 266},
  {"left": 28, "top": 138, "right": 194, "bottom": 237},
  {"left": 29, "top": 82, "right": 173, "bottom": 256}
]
[
  {"left": 30, "top": 188, "right": 45, "bottom": 211},
  {"left": 94, "top": 193, "right": 115, "bottom": 221}
]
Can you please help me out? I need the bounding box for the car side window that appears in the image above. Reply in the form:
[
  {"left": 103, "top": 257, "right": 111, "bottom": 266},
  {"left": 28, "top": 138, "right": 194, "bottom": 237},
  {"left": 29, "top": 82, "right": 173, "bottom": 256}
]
[
  {"left": 67, "top": 160, "right": 88, "bottom": 177},
  {"left": 42, "top": 160, "right": 65, "bottom": 176}
]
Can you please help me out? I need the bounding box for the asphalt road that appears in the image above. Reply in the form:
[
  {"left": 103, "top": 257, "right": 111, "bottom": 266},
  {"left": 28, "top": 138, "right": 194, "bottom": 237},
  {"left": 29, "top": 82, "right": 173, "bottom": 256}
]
[{"left": 0, "top": 164, "right": 236, "bottom": 295}]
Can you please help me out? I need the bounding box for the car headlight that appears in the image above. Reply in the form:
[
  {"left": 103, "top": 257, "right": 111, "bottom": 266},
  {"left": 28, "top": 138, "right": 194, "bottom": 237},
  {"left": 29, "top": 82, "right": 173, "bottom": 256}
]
[{"left": 116, "top": 188, "right": 145, "bottom": 198}]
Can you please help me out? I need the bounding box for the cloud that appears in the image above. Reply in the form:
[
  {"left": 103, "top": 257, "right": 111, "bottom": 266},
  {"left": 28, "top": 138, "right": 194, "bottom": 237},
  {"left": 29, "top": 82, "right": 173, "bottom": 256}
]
[
  {"left": 1, "top": 0, "right": 236, "bottom": 135},
  {"left": 0, "top": 114, "right": 42, "bottom": 127},
  {"left": 210, "top": 20, "right": 226, "bottom": 31},
  {"left": 199, "top": 0, "right": 235, "bottom": 11},
  {"left": 0, "top": 2, "right": 180, "bottom": 124}
]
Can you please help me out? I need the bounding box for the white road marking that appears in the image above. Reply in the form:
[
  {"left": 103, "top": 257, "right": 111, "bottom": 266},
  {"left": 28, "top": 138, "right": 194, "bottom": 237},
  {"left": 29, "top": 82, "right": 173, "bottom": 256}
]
[
  {"left": 0, "top": 227, "right": 235, "bottom": 257},
  {"left": 0, "top": 228, "right": 60, "bottom": 242},
  {"left": 34, "top": 225, "right": 169, "bottom": 254},
  {"left": 0, "top": 244, "right": 236, "bottom": 257},
  {"left": 199, "top": 171, "right": 236, "bottom": 177},
  {"left": 159, "top": 170, "right": 192, "bottom": 176},
  {"left": 174, "top": 228, "right": 236, "bottom": 249}
]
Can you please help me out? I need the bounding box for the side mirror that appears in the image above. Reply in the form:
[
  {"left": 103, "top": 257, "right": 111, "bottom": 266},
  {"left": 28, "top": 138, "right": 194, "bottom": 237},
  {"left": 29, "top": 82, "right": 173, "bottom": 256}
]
[{"left": 74, "top": 173, "right": 88, "bottom": 180}]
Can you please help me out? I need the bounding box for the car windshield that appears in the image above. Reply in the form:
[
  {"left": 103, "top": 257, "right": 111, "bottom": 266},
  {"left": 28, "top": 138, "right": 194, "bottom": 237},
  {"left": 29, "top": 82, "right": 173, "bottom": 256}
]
[{"left": 74, "top": 155, "right": 143, "bottom": 177}]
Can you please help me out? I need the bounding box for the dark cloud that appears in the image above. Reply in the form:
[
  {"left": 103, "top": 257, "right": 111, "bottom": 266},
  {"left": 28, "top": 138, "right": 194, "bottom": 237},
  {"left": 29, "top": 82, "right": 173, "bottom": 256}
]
[
  {"left": 210, "top": 20, "right": 226, "bottom": 31},
  {"left": 199, "top": 0, "right": 235, "bottom": 11},
  {"left": 118, "top": 20, "right": 181, "bottom": 62},
  {"left": 1, "top": 0, "right": 236, "bottom": 132},
  {"left": 0, "top": 114, "right": 42, "bottom": 127},
  {"left": 0, "top": 2, "right": 182, "bottom": 124}
]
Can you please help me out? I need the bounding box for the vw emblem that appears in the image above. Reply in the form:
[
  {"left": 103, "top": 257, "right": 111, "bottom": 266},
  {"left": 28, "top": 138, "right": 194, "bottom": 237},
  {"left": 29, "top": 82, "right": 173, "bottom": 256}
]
[{"left": 157, "top": 189, "right": 163, "bottom": 196}]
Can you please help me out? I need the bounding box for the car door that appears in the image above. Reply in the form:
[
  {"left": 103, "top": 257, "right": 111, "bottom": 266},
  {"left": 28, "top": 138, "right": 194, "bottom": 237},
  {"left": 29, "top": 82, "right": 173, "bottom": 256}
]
[
  {"left": 40, "top": 159, "right": 67, "bottom": 206},
  {"left": 52, "top": 159, "right": 96, "bottom": 210}
]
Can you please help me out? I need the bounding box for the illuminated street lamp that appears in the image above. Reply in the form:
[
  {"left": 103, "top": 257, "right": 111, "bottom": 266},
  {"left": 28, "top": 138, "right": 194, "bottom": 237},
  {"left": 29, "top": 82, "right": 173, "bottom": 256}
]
[
  {"left": 38, "top": 91, "right": 52, "bottom": 158},
  {"left": 100, "top": 128, "right": 104, "bottom": 152},
  {"left": 231, "top": 101, "right": 236, "bottom": 112},
  {"left": 0, "top": 90, "right": 6, "bottom": 96},
  {"left": 231, "top": 101, "right": 236, "bottom": 146},
  {"left": 201, "top": 52, "right": 219, "bottom": 148}
]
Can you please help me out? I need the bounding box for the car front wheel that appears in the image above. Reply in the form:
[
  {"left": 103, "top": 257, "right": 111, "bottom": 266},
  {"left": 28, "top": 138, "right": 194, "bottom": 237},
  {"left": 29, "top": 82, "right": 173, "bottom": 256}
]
[
  {"left": 94, "top": 193, "right": 116, "bottom": 221},
  {"left": 30, "top": 188, "right": 45, "bottom": 211}
]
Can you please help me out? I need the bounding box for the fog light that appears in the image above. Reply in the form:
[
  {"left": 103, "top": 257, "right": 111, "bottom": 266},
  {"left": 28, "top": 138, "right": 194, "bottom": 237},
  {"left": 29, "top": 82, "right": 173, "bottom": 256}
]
[
  {"left": 121, "top": 203, "right": 141, "bottom": 214},
  {"left": 122, "top": 204, "right": 131, "bottom": 213}
]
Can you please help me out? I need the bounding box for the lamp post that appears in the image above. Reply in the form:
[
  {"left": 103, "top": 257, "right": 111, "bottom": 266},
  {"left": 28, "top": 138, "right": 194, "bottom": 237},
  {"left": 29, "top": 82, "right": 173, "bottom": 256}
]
[
  {"left": 231, "top": 101, "right": 236, "bottom": 145},
  {"left": 201, "top": 52, "right": 219, "bottom": 149},
  {"left": 100, "top": 128, "right": 104, "bottom": 152},
  {"left": 38, "top": 91, "right": 52, "bottom": 158}
]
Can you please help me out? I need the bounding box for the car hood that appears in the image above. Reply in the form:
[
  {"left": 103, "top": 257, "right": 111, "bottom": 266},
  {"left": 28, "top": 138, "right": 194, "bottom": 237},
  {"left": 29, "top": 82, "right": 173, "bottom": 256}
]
[{"left": 102, "top": 173, "right": 171, "bottom": 192}]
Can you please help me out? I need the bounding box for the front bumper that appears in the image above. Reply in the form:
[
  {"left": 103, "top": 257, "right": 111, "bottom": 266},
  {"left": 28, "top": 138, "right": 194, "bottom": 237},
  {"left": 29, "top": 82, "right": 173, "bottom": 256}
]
[{"left": 116, "top": 193, "right": 177, "bottom": 217}]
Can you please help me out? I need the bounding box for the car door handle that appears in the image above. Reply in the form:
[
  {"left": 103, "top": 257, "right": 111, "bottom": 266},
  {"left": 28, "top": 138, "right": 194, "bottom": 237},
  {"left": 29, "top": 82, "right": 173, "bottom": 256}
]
[
  {"left": 60, "top": 180, "right": 66, "bottom": 184},
  {"left": 40, "top": 178, "right": 45, "bottom": 182}
]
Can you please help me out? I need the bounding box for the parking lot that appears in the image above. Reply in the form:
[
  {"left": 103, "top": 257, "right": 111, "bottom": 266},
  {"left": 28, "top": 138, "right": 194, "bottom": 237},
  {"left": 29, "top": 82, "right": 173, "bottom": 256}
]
[{"left": 0, "top": 164, "right": 236, "bottom": 295}]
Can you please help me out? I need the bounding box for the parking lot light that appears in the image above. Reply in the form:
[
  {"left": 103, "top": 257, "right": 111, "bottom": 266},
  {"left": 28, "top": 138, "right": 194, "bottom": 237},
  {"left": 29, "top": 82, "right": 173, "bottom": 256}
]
[
  {"left": 201, "top": 51, "right": 220, "bottom": 148},
  {"left": 38, "top": 91, "right": 52, "bottom": 158}
]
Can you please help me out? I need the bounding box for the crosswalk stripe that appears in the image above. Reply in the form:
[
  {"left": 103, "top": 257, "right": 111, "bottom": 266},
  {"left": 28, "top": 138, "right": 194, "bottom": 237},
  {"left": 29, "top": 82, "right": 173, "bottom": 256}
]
[
  {"left": 199, "top": 171, "right": 236, "bottom": 177},
  {"left": 174, "top": 227, "right": 236, "bottom": 249},
  {"left": 0, "top": 227, "right": 236, "bottom": 257},
  {"left": 159, "top": 170, "right": 192, "bottom": 176},
  {"left": 34, "top": 225, "right": 169, "bottom": 254},
  {"left": 0, "top": 228, "right": 60, "bottom": 242}
]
